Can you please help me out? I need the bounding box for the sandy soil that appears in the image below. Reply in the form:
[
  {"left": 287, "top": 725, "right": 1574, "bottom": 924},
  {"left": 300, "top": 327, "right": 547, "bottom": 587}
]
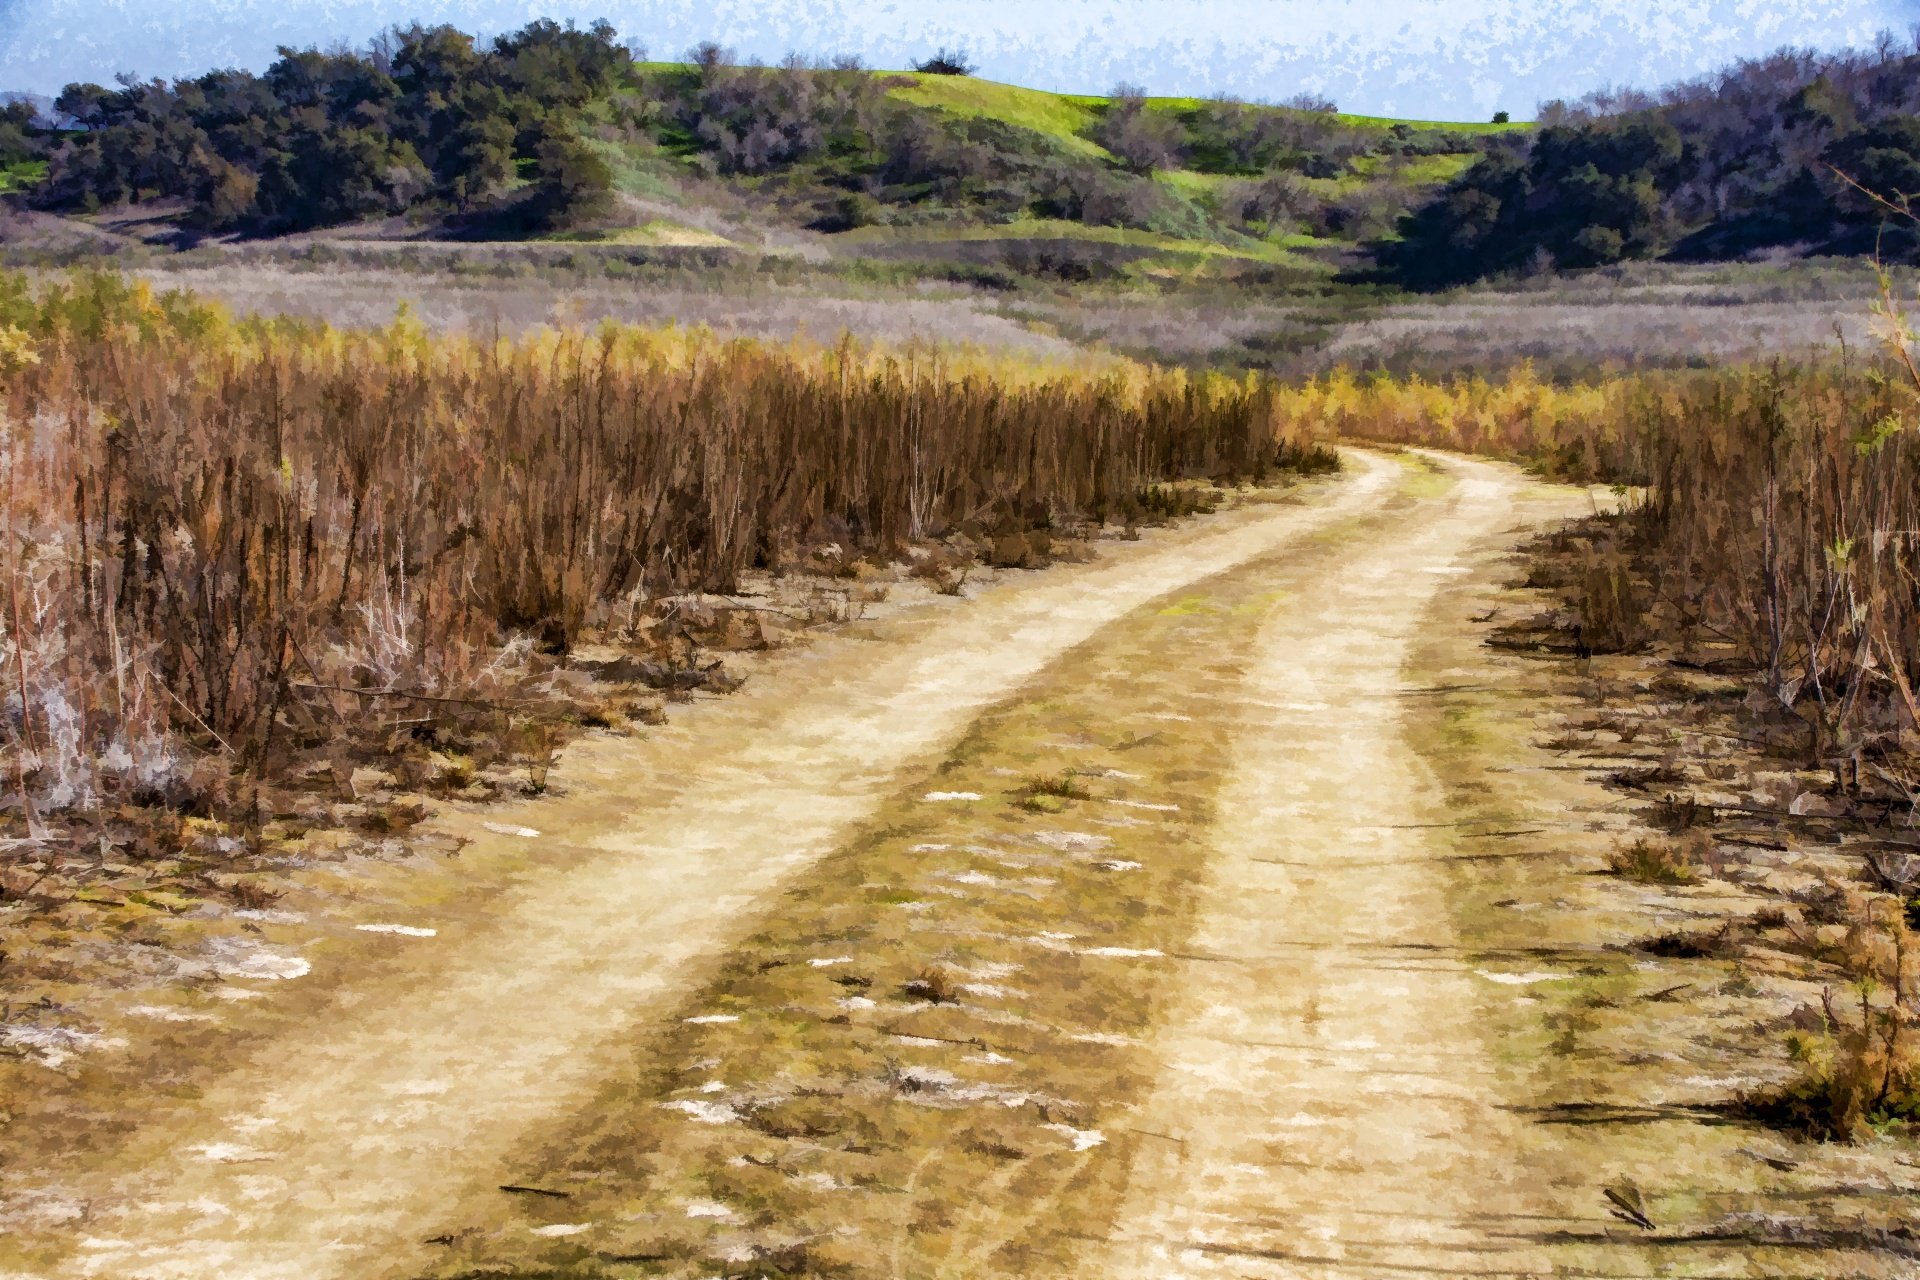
[
  {"left": 1083, "top": 455, "right": 1918, "bottom": 1280},
  {"left": 1082, "top": 456, "right": 1567, "bottom": 1279},
  {"left": 0, "top": 458, "right": 1389, "bottom": 1280}
]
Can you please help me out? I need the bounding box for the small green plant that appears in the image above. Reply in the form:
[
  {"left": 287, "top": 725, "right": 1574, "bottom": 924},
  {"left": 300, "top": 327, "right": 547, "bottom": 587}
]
[{"left": 1748, "top": 903, "right": 1918, "bottom": 1140}]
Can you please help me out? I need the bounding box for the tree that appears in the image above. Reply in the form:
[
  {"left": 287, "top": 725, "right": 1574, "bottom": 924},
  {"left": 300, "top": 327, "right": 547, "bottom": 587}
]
[
  {"left": 443, "top": 110, "right": 515, "bottom": 210},
  {"left": 0, "top": 101, "right": 44, "bottom": 167},
  {"left": 1830, "top": 116, "right": 1920, "bottom": 216},
  {"left": 528, "top": 114, "right": 615, "bottom": 227},
  {"left": 914, "top": 48, "right": 977, "bottom": 76},
  {"left": 495, "top": 18, "right": 630, "bottom": 109},
  {"left": 52, "top": 83, "right": 119, "bottom": 131},
  {"left": 1094, "top": 83, "right": 1182, "bottom": 173},
  {"left": 1492, "top": 110, "right": 1510, "bottom": 124},
  {"left": 185, "top": 152, "right": 259, "bottom": 229}
]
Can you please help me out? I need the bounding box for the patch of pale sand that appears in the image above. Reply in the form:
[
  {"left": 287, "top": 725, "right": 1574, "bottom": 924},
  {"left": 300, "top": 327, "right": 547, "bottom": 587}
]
[
  {"left": 1083, "top": 456, "right": 1574, "bottom": 1280},
  {"left": 34, "top": 454, "right": 1398, "bottom": 1280}
]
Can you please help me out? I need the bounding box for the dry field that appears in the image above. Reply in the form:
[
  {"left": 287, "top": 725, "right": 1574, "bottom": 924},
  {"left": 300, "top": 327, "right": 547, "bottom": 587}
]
[
  {"left": 105, "top": 251, "right": 1905, "bottom": 376},
  {"left": 128, "top": 262, "right": 1086, "bottom": 358},
  {"left": 3, "top": 261, "right": 1920, "bottom": 1279}
]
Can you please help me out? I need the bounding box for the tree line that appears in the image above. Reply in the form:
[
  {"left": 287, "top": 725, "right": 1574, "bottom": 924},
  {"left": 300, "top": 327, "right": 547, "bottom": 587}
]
[
  {"left": 39, "top": 21, "right": 629, "bottom": 232},
  {"left": 22, "top": 20, "right": 1487, "bottom": 243},
  {"left": 1386, "top": 38, "right": 1920, "bottom": 287}
]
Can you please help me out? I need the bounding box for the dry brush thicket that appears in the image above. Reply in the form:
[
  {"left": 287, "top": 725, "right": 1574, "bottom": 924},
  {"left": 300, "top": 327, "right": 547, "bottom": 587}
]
[
  {"left": 1300, "top": 361, "right": 1920, "bottom": 769},
  {"left": 0, "top": 270, "right": 1335, "bottom": 841},
  {"left": 1285, "top": 350, "right": 1920, "bottom": 1135}
]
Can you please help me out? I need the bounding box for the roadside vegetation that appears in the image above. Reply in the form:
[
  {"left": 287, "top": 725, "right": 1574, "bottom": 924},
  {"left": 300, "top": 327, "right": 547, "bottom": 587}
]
[
  {"left": 1328, "top": 297, "right": 1920, "bottom": 1139},
  {"left": 0, "top": 267, "right": 1333, "bottom": 902}
]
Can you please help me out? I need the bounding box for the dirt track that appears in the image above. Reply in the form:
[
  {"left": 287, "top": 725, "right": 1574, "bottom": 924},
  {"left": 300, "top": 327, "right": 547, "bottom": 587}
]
[
  {"left": 1077, "top": 457, "right": 1914, "bottom": 1280},
  {"left": 1082, "top": 459, "right": 1556, "bottom": 1278},
  {"left": 9, "top": 450, "right": 1903, "bottom": 1280},
  {"left": 7, "top": 457, "right": 1395, "bottom": 1280}
]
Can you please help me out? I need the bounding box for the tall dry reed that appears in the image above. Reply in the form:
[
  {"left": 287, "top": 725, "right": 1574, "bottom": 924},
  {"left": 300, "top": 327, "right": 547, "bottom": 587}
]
[
  {"left": 1296, "top": 358, "right": 1920, "bottom": 774},
  {"left": 0, "top": 271, "right": 1334, "bottom": 829}
]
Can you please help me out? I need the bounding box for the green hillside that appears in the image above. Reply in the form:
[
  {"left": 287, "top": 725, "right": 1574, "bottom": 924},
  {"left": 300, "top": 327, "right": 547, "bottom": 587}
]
[
  {"left": 883, "top": 75, "right": 1110, "bottom": 159},
  {"left": 16, "top": 24, "right": 1524, "bottom": 267}
]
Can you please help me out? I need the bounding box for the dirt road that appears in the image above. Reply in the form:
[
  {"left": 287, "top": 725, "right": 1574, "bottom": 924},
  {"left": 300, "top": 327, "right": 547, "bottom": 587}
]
[
  {"left": 11, "top": 450, "right": 1891, "bottom": 1280},
  {"left": 1083, "top": 460, "right": 1558, "bottom": 1278},
  {"left": 9, "top": 458, "right": 1396, "bottom": 1280}
]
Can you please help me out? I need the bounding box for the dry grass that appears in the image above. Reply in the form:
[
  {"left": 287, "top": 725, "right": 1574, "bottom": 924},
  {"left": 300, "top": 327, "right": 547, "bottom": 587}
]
[
  {"left": 1348, "top": 317, "right": 1920, "bottom": 1148},
  {"left": 1482, "top": 464, "right": 1920, "bottom": 1149},
  {"left": 1017, "top": 771, "right": 1094, "bottom": 801},
  {"left": 1606, "top": 835, "right": 1699, "bottom": 885},
  {"left": 1317, "top": 297, "right": 1874, "bottom": 376},
  {"left": 131, "top": 262, "right": 1087, "bottom": 357},
  {"left": 1311, "top": 359, "right": 1920, "bottom": 777},
  {"left": 1751, "top": 901, "right": 1920, "bottom": 1141},
  {"left": 0, "top": 268, "right": 1333, "bottom": 853}
]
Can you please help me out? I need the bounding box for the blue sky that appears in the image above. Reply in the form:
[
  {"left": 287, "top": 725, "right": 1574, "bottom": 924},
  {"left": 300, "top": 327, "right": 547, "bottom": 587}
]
[{"left": 2, "top": 0, "right": 1916, "bottom": 120}]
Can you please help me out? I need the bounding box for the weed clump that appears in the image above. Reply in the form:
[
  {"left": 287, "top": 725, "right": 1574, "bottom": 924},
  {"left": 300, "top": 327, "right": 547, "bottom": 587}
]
[
  {"left": 1746, "top": 902, "right": 1919, "bottom": 1140},
  {"left": 1607, "top": 835, "right": 1700, "bottom": 884},
  {"left": 1020, "top": 772, "right": 1093, "bottom": 801}
]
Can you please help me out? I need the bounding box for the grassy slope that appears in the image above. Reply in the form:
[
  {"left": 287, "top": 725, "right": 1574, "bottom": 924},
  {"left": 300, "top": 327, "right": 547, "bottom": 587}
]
[
  {"left": 1056, "top": 89, "right": 1529, "bottom": 133},
  {"left": 862, "top": 74, "right": 1497, "bottom": 265},
  {"left": 889, "top": 73, "right": 1529, "bottom": 156},
  {"left": 883, "top": 74, "right": 1112, "bottom": 159}
]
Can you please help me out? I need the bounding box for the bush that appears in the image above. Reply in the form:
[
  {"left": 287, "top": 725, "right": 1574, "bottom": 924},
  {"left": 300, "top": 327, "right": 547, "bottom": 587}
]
[
  {"left": 1570, "top": 223, "right": 1626, "bottom": 266},
  {"left": 1606, "top": 836, "right": 1698, "bottom": 884},
  {"left": 816, "top": 190, "right": 881, "bottom": 232},
  {"left": 529, "top": 116, "right": 616, "bottom": 227},
  {"left": 1093, "top": 84, "right": 1183, "bottom": 174},
  {"left": 913, "top": 48, "right": 977, "bottom": 76}
]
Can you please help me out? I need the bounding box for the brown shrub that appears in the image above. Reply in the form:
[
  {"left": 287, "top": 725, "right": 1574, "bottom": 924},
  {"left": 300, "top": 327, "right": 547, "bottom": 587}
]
[{"left": 0, "top": 271, "right": 1336, "bottom": 831}]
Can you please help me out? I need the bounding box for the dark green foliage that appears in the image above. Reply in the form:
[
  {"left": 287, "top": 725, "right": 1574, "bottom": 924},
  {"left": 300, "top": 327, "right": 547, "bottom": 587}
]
[
  {"left": 1831, "top": 116, "right": 1920, "bottom": 214},
  {"left": 528, "top": 115, "right": 616, "bottom": 228},
  {"left": 0, "top": 100, "right": 48, "bottom": 165},
  {"left": 1385, "top": 119, "right": 1679, "bottom": 287},
  {"left": 37, "top": 19, "right": 632, "bottom": 233},
  {"left": 912, "top": 48, "right": 977, "bottom": 76},
  {"left": 0, "top": 98, "right": 54, "bottom": 195},
  {"left": 1387, "top": 43, "right": 1920, "bottom": 287}
]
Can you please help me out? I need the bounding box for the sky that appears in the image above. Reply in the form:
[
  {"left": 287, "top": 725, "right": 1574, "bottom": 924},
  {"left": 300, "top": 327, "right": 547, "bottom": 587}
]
[{"left": 1, "top": 0, "right": 1917, "bottom": 121}]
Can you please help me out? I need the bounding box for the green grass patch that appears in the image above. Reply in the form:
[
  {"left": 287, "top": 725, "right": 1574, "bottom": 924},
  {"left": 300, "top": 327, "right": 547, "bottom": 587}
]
[
  {"left": 883, "top": 73, "right": 1111, "bottom": 160},
  {"left": 0, "top": 160, "right": 49, "bottom": 195}
]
